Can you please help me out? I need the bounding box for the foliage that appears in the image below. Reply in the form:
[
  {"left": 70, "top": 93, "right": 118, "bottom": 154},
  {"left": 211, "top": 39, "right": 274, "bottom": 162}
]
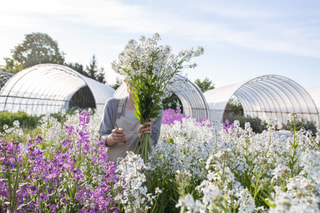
[
  {"left": 65, "top": 55, "right": 106, "bottom": 84},
  {"left": 282, "top": 118, "right": 317, "bottom": 136},
  {"left": 3, "top": 33, "right": 106, "bottom": 84},
  {"left": 194, "top": 77, "right": 215, "bottom": 93},
  {"left": 85, "top": 55, "right": 106, "bottom": 84},
  {"left": 4, "top": 32, "right": 65, "bottom": 73},
  {"left": 64, "top": 62, "right": 85, "bottom": 75},
  {"left": 110, "top": 77, "right": 123, "bottom": 90},
  {"left": 228, "top": 96, "right": 243, "bottom": 116},
  {"left": 161, "top": 93, "right": 183, "bottom": 111},
  {"left": 224, "top": 97, "right": 267, "bottom": 133},
  {"left": 0, "top": 111, "right": 39, "bottom": 130},
  {"left": 224, "top": 114, "right": 268, "bottom": 133},
  {"left": 48, "top": 110, "right": 80, "bottom": 128},
  {"left": 111, "top": 33, "right": 204, "bottom": 162}
]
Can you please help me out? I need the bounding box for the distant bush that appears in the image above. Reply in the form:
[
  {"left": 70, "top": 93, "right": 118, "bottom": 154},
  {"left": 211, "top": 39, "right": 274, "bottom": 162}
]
[
  {"left": 49, "top": 109, "right": 80, "bottom": 127},
  {"left": 224, "top": 114, "right": 267, "bottom": 133},
  {"left": 0, "top": 111, "right": 39, "bottom": 130},
  {"left": 282, "top": 119, "right": 317, "bottom": 136}
]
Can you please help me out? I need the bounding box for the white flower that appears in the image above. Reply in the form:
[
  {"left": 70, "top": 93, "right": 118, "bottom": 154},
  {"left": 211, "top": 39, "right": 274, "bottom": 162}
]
[
  {"left": 176, "top": 194, "right": 204, "bottom": 213},
  {"left": 13, "top": 120, "right": 20, "bottom": 128},
  {"left": 272, "top": 164, "right": 291, "bottom": 182},
  {"left": 287, "top": 112, "right": 301, "bottom": 124}
]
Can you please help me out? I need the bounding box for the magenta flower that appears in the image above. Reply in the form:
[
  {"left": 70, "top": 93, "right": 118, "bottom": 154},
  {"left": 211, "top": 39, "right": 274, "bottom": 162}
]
[{"left": 162, "top": 108, "right": 185, "bottom": 125}]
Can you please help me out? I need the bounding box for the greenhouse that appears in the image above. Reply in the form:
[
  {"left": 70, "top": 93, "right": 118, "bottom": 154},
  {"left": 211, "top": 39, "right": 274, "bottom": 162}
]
[
  {"left": 1, "top": 66, "right": 318, "bottom": 128},
  {"left": 0, "top": 64, "right": 115, "bottom": 115},
  {"left": 114, "top": 74, "right": 210, "bottom": 120},
  {"left": 0, "top": 70, "right": 14, "bottom": 89},
  {"left": 204, "top": 74, "right": 320, "bottom": 127},
  {"left": 306, "top": 87, "right": 320, "bottom": 114}
]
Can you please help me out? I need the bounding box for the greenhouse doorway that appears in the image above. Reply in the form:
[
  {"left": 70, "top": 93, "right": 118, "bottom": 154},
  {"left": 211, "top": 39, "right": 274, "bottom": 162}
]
[{"left": 69, "top": 86, "right": 96, "bottom": 110}]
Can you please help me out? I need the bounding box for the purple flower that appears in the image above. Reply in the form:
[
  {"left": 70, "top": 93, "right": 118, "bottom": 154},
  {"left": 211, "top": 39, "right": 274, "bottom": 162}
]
[
  {"left": 223, "top": 119, "right": 235, "bottom": 133},
  {"left": 162, "top": 108, "right": 212, "bottom": 127},
  {"left": 0, "top": 111, "right": 122, "bottom": 212},
  {"left": 61, "top": 138, "right": 72, "bottom": 148},
  {"left": 72, "top": 168, "right": 83, "bottom": 180},
  {"left": 162, "top": 108, "right": 185, "bottom": 125},
  {"left": 98, "top": 146, "right": 109, "bottom": 164},
  {"left": 65, "top": 125, "right": 75, "bottom": 136},
  {"left": 35, "top": 135, "right": 44, "bottom": 143},
  {"left": 79, "top": 110, "right": 90, "bottom": 126}
]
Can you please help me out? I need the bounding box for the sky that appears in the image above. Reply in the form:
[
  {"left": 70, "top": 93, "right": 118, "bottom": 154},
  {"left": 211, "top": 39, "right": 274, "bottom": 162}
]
[{"left": 1, "top": 0, "right": 320, "bottom": 89}]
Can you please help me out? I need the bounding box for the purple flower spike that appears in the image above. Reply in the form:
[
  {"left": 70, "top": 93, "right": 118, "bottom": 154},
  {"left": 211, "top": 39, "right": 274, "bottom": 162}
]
[
  {"left": 79, "top": 110, "right": 90, "bottom": 126},
  {"left": 65, "top": 125, "right": 75, "bottom": 136},
  {"left": 162, "top": 108, "right": 185, "bottom": 125}
]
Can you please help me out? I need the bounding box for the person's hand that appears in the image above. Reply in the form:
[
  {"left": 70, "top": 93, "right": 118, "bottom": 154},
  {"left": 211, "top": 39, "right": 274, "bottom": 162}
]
[
  {"left": 138, "top": 118, "right": 153, "bottom": 137},
  {"left": 107, "top": 128, "right": 126, "bottom": 145}
]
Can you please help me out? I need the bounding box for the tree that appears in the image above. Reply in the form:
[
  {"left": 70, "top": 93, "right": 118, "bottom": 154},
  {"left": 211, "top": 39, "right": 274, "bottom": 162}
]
[
  {"left": 85, "top": 55, "right": 106, "bottom": 84},
  {"left": 110, "top": 77, "right": 123, "bottom": 90},
  {"left": 65, "top": 55, "right": 106, "bottom": 84},
  {"left": 65, "top": 62, "right": 85, "bottom": 75},
  {"left": 194, "top": 77, "right": 215, "bottom": 93},
  {"left": 86, "top": 55, "right": 98, "bottom": 79},
  {"left": 4, "top": 32, "right": 65, "bottom": 73}
]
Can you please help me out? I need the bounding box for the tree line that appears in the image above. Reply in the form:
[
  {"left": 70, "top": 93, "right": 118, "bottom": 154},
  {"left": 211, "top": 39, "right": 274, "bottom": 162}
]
[
  {"left": 3, "top": 32, "right": 107, "bottom": 84},
  {"left": 2, "top": 32, "right": 214, "bottom": 92}
]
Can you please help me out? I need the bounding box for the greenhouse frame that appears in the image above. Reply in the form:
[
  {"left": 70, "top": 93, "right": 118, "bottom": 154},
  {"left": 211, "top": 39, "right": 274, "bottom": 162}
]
[
  {"left": 0, "top": 70, "right": 14, "bottom": 89},
  {"left": 0, "top": 64, "right": 115, "bottom": 116},
  {"left": 306, "top": 87, "right": 320, "bottom": 115},
  {"left": 204, "top": 75, "right": 320, "bottom": 127},
  {"left": 1, "top": 64, "right": 319, "bottom": 128}
]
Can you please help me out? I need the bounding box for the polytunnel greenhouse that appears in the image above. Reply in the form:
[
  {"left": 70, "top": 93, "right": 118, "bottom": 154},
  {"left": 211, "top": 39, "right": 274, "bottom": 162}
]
[
  {"left": 114, "top": 74, "right": 210, "bottom": 120},
  {"left": 306, "top": 87, "right": 320, "bottom": 114},
  {"left": 0, "top": 64, "right": 115, "bottom": 116},
  {"left": 0, "top": 70, "right": 14, "bottom": 88},
  {"left": 204, "top": 74, "right": 319, "bottom": 127}
]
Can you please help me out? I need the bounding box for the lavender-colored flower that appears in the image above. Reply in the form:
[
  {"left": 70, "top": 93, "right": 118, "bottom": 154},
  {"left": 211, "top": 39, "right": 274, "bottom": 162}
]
[
  {"left": 79, "top": 110, "right": 90, "bottom": 126},
  {"left": 162, "top": 108, "right": 185, "bottom": 125},
  {"left": 65, "top": 125, "right": 75, "bottom": 136},
  {"left": 72, "top": 168, "right": 83, "bottom": 180}
]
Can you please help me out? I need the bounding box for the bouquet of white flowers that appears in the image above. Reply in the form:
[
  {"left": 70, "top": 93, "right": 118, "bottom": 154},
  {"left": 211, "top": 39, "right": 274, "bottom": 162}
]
[{"left": 112, "top": 33, "right": 204, "bottom": 162}]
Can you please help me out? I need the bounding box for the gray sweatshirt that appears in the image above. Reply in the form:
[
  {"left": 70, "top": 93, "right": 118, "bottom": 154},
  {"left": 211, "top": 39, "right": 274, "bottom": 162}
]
[{"left": 98, "top": 97, "right": 163, "bottom": 146}]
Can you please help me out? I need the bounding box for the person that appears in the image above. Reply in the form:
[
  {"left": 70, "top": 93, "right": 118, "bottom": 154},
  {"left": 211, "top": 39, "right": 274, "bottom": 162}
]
[{"left": 98, "top": 80, "right": 163, "bottom": 162}]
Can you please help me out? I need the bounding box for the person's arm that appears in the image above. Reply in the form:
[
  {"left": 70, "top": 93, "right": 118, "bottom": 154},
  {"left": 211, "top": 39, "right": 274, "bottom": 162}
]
[
  {"left": 106, "top": 128, "right": 126, "bottom": 146},
  {"left": 98, "top": 98, "right": 116, "bottom": 146}
]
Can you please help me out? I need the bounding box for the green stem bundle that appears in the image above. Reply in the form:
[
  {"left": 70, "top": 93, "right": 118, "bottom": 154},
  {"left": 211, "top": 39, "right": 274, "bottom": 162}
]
[{"left": 134, "top": 132, "right": 152, "bottom": 163}]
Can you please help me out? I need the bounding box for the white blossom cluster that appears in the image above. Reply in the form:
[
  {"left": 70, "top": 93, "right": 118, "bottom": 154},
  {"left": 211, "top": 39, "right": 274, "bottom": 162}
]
[
  {"left": 116, "top": 151, "right": 161, "bottom": 212},
  {"left": 38, "top": 113, "right": 63, "bottom": 142},
  {"left": 152, "top": 117, "right": 218, "bottom": 179},
  {"left": 154, "top": 114, "right": 320, "bottom": 212},
  {"left": 111, "top": 33, "right": 204, "bottom": 100},
  {"left": 1, "top": 120, "right": 24, "bottom": 139}
]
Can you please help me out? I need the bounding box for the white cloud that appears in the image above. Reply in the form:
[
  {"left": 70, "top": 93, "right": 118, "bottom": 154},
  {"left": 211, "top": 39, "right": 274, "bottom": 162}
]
[{"left": 1, "top": 0, "right": 320, "bottom": 67}]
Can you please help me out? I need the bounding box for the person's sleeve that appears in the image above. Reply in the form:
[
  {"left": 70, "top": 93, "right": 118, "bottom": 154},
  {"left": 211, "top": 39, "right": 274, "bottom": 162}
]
[
  {"left": 151, "top": 110, "right": 163, "bottom": 146},
  {"left": 98, "top": 99, "right": 115, "bottom": 145}
]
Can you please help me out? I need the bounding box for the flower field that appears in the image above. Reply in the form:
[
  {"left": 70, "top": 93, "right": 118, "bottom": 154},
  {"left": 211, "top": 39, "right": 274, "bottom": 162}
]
[{"left": 1, "top": 109, "right": 320, "bottom": 212}]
